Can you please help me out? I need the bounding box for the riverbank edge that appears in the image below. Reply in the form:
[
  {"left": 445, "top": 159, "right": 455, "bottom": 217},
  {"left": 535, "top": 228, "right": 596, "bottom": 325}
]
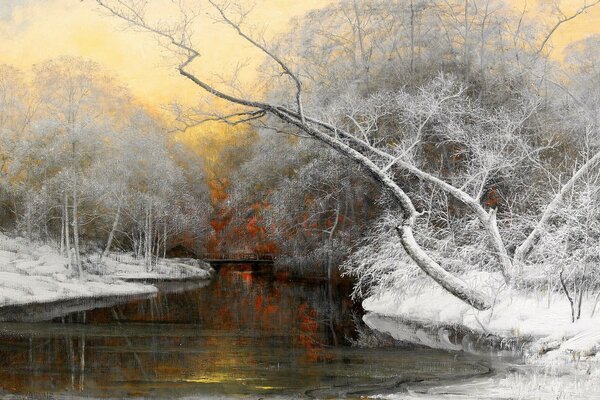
[
  {"left": 362, "top": 275, "right": 600, "bottom": 358},
  {"left": 363, "top": 308, "right": 600, "bottom": 399},
  {"left": 0, "top": 289, "right": 157, "bottom": 322},
  {"left": 363, "top": 310, "right": 600, "bottom": 399},
  {"left": 362, "top": 284, "right": 600, "bottom": 397},
  {"left": 0, "top": 233, "right": 215, "bottom": 320},
  {"left": 362, "top": 311, "right": 535, "bottom": 355},
  {"left": 0, "top": 269, "right": 215, "bottom": 322}
]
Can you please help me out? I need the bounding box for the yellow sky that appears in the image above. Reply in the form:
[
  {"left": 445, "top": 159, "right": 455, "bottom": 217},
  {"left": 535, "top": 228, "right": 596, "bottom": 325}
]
[
  {"left": 0, "top": 0, "right": 599, "bottom": 109},
  {"left": 0, "top": 0, "right": 329, "bottom": 108}
]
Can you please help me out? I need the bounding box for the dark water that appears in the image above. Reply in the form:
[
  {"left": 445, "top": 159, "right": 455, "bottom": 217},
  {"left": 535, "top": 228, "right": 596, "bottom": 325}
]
[{"left": 0, "top": 267, "right": 500, "bottom": 398}]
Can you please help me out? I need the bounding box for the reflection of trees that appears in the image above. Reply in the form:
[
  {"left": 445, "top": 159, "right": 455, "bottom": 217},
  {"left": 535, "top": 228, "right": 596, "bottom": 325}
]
[
  {"left": 110, "top": 308, "right": 149, "bottom": 381},
  {"left": 61, "top": 317, "right": 87, "bottom": 392},
  {"left": 0, "top": 313, "right": 89, "bottom": 394},
  {"left": 99, "top": 268, "right": 357, "bottom": 346},
  {"left": 0, "top": 271, "right": 359, "bottom": 395}
]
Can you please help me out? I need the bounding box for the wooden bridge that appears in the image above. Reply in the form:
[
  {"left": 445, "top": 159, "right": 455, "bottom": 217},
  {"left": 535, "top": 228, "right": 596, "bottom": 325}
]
[{"left": 200, "top": 253, "right": 275, "bottom": 267}]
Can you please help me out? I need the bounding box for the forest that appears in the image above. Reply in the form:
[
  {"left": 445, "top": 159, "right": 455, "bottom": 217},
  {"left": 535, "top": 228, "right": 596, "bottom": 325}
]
[
  {"left": 0, "top": 0, "right": 599, "bottom": 316},
  {"left": 0, "top": 57, "right": 212, "bottom": 275},
  {"left": 1, "top": 0, "right": 600, "bottom": 397}
]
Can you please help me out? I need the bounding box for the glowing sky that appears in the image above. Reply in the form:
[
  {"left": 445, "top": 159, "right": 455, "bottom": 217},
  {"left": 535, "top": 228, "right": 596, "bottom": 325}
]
[
  {"left": 1, "top": 0, "right": 599, "bottom": 109},
  {"left": 0, "top": 0, "right": 328, "bottom": 107}
]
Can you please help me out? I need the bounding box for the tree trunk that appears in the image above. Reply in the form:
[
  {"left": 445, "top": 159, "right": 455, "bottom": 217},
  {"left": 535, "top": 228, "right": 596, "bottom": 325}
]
[
  {"left": 72, "top": 166, "right": 83, "bottom": 278},
  {"left": 463, "top": 0, "right": 469, "bottom": 81},
  {"left": 60, "top": 199, "right": 65, "bottom": 256},
  {"left": 138, "top": 229, "right": 143, "bottom": 260},
  {"left": 145, "top": 201, "right": 153, "bottom": 272},
  {"left": 514, "top": 150, "right": 600, "bottom": 266},
  {"left": 132, "top": 235, "right": 139, "bottom": 259},
  {"left": 560, "top": 270, "right": 575, "bottom": 323},
  {"left": 480, "top": 0, "right": 490, "bottom": 80},
  {"left": 397, "top": 225, "right": 490, "bottom": 310},
  {"left": 274, "top": 109, "right": 492, "bottom": 310},
  {"left": 352, "top": 0, "right": 369, "bottom": 86},
  {"left": 148, "top": 202, "right": 153, "bottom": 270},
  {"left": 410, "top": 0, "right": 415, "bottom": 76},
  {"left": 163, "top": 222, "right": 167, "bottom": 259},
  {"left": 63, "top": 192, "right": 72, "bottom": 274},
  {"left": 144, "top": 208, "right": 149, "bottom": 269},
  {"left": 154, "top": 223, "right": 160, "bottom": 265},
  {"left": 101, "top": 201, "right": 121, "bottom": 263},
  {"left": 25, "top": 199, "right": 32, "bottom": 242}
]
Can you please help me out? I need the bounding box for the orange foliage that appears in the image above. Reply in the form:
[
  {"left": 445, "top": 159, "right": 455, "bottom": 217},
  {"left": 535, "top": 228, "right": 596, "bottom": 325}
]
[
  {"left": 484, "top": 187, "right": 499, "bottom": 208},
  {"left": 254, "top": 294, "right": 263, "bottom": 311},
  {"left": 296, "top": 303, "right": 334, "bottom": 362},
  {"left": 246, "top": 216, "right": 260, "bottom": 236}
]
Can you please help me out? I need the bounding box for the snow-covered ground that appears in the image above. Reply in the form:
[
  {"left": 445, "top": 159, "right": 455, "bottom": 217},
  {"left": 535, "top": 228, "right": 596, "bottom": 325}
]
[
  {"left": 372, "top": 368, "right": 600, "bottom": 400},
  {"left": 0, "top": 234, "right": 213, "bottom": 312},
  {"left": 363, "top": 272, "right": 600, "bottom": 399},
  {"left": 99, "top": 252, "right": 213, "bottom": 281}
]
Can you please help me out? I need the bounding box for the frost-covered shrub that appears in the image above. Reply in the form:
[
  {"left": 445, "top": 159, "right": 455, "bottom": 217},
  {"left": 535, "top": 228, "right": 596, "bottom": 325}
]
[
  {"left": 341, "top": 213, "right": 423, "bottom": 299},
  {"left": 525, "top": 179, "right": 600, "bottom": 288},
  {"left": 342, "top": 207, "right": 512, "bottom": 300}
]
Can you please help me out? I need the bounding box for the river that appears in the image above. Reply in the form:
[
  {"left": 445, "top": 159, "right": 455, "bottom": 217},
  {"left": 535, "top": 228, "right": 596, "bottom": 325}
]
[{"left": 0, "top": 266, "right": 511, "bottom": 398}]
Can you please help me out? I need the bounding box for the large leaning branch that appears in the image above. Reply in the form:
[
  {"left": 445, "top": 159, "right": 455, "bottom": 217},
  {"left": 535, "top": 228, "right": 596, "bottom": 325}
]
[
  {"left": 270, "top": 108, "right": 492, "bottom": 310},
  {"left": 98, "top": 0, "right": 510, "bottom": 280},
  {"left": 186, "top": 61, "right": 494, "bottom": 308},
  {"left": 207, "top": 0, "right": 306, "bottom": 123},
  {"left": 95, "top": 0, "right": 493, "bottom": 310},
  {"left": 277, "top": 106, "right": 513, "bottom": 281}
]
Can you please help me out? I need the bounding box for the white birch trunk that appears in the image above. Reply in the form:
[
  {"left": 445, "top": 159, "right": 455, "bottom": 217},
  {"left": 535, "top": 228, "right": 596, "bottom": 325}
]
[
  {"left": 101, "top": 201, "right": 121, "bottom": 262},
  {"left": 163, "top": 222, "right": 167, "bottom": 259},
  {"left": 63, "top": 192, "right": 72, "bottom": 273},
  {"left": 72, "top": 164, "right": 83, "bottom": 278}
]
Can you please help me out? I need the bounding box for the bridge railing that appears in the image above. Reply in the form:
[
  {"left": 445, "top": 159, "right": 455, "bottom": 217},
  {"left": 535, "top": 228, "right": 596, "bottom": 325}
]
[{"left": 200, "top": 253, "right": 275, "bottom": 261}]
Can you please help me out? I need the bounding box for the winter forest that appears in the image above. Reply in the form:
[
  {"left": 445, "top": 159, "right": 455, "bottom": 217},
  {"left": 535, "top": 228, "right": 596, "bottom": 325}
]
[{"left": 1, "top": 0, "right": 600, "bottom": 398}]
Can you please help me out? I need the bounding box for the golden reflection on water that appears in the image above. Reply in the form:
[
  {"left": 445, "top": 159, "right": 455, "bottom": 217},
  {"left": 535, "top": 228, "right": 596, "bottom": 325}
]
[{"left": 0, "top": 267, "right": 492, "bottom": 398}]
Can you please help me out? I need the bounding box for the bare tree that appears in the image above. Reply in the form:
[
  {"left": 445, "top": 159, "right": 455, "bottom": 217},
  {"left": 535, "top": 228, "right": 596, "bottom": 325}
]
[
  {"left": 95, "top": 0, "right": 495, "bottom": 309},
  {"left": 536, "top": 0, "right": 600, "bottom": 57},
  {"left": 94, "top": 0, "right": 600, "bottom": 312}
]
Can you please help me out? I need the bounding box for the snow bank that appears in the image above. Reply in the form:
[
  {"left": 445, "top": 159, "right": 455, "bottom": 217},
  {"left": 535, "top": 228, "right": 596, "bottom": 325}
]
[
  {"left": 363, "top": 272, "right": 600, "bottom": 359},
  {"left": 364, "top": 273, "right": 600, "bottom": 399},
  {"left": 100, "top": 253, "right": 213, "bottom": 281},
  {"left": 0, "top": 233, "right": 213, "bottom": 314},
  {"left": 0, "top": 271, "right": 154, "bottom": 308},
  {"left": 372, "top": 368, "right": 600, "bottom": 400}
]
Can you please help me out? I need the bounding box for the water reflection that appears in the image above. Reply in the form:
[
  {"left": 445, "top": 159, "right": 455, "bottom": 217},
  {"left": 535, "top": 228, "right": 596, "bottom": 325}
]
[{"left": 0, "top": 267, "right": 496, "bottom": 398}]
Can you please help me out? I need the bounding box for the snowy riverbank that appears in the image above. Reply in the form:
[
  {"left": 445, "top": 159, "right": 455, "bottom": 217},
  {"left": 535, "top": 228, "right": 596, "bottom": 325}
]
[
  {"left": 0, "top": 234, "right": 213, "bottom": 312},
  {"left": 363, "top": 272, "right": 600, "bottom": 399}
]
